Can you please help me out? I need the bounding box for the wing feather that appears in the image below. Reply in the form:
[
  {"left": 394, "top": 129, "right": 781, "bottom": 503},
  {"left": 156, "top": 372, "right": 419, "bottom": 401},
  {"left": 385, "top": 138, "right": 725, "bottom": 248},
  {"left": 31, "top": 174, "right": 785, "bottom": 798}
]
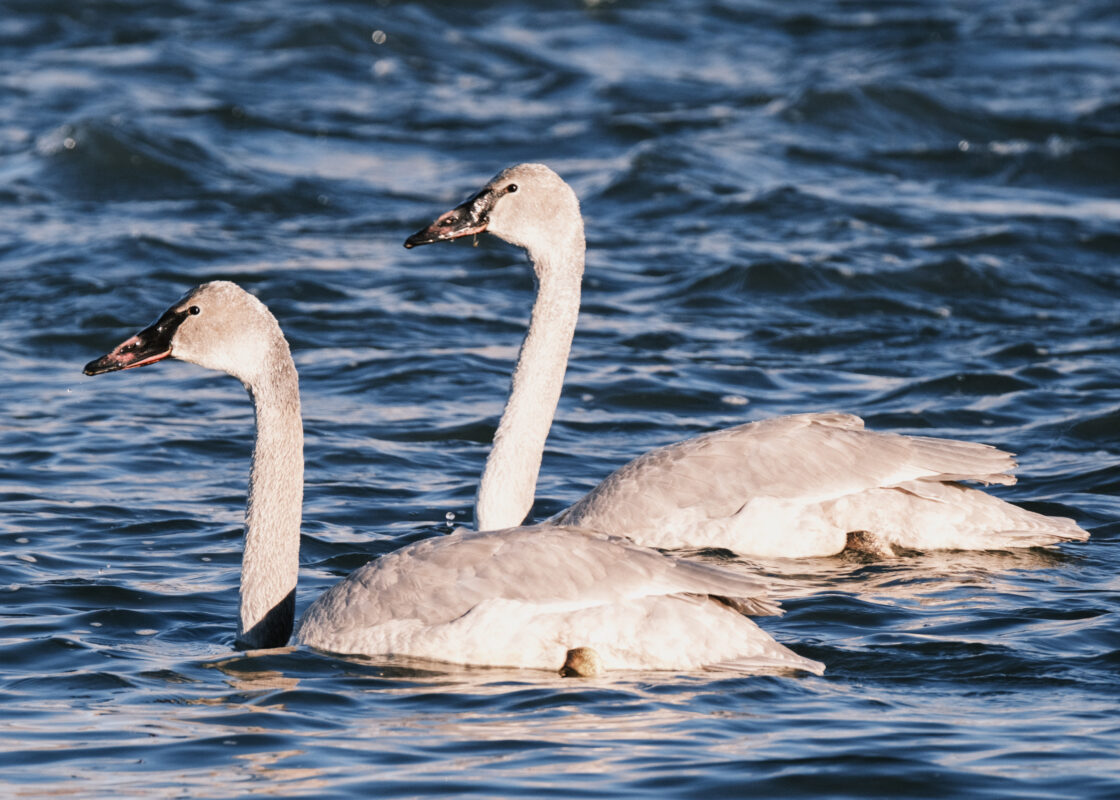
[
  {"left": 298, "top": 525, "right": 779, "bottom": 639},
  {"left": 555, "top": 412, "right": 1018, "bottom": 540}
]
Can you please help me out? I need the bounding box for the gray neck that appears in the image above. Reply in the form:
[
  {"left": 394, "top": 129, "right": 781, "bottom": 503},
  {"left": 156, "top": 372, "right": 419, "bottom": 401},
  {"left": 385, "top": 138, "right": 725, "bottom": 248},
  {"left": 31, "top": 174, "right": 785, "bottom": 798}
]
[
  {"left": 237, "top": 351, "right": 303, "bottom": 649},
  {"left": 475, "top": 235, "right": 584, "bottom": 531}
]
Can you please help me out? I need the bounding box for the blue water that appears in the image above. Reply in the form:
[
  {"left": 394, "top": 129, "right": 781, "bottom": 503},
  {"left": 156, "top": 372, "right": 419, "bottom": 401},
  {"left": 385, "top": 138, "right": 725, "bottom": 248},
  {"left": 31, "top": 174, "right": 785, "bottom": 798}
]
[{"left": 3, "top": 0, "right": 1120, "bottom": 797}]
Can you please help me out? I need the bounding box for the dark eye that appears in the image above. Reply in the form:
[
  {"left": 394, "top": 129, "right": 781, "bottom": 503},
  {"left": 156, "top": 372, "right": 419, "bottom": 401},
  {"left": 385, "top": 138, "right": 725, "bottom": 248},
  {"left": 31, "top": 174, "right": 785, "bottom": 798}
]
[
  {"left": 506, "top": 183, "right": 518, "bottom": 194},
  {"left": 189, "top": 306, "right": 201, "bottom": 315}
]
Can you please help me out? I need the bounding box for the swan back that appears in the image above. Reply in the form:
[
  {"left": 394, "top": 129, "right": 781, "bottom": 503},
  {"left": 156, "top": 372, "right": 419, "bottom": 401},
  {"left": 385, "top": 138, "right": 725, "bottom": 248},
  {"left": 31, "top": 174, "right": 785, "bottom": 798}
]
[{"left": 296, "top": 524, "right": 823, "bottom": 675}]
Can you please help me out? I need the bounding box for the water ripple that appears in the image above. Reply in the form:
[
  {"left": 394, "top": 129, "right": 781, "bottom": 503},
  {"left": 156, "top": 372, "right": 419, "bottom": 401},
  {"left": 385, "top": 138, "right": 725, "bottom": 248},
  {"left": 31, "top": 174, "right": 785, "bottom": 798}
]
[{"left": 2, "top": 0, "right": 1119, "bottom": 797}]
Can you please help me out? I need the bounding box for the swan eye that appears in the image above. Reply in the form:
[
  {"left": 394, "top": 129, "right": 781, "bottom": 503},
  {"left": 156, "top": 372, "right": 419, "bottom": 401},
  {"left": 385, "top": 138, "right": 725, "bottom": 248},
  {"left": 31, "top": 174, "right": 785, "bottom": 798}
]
[
  {"left": 189, "top": 306, "right": 201, "bottom": 315},
  {"left": 505, "top": 183, "right": 518, "bottom": 194}
]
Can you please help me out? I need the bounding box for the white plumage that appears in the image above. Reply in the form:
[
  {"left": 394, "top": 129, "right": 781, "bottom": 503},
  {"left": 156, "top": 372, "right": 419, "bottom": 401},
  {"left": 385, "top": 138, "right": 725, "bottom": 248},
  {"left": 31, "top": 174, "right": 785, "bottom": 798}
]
[
  {"left": 405, "top": 164, "right": 1089, "bottom": 556},
  {"left": 86, "top": 280, "right": 823, "bottom": 676},
  {"left": 553, "top": 412, "right": 1087, "bottom": 555},
  {"left": 297, "top": 524, "right": 818, "bottom": 673}
]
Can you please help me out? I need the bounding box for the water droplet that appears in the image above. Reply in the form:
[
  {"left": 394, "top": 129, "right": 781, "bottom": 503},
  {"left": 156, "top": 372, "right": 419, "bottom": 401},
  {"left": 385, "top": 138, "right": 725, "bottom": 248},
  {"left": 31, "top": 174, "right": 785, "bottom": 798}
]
[
  {"left": 371, "top": 30, "right": 387, "bottom": 45},
  {"left": 63, "top": 137, "right": 76, "bottom": 150},
  {"left": 372, "top": 59, "right": 396, "bottom": 78},
  {"left": 958, "top": 140, "right": 970, "bottom": 152}
]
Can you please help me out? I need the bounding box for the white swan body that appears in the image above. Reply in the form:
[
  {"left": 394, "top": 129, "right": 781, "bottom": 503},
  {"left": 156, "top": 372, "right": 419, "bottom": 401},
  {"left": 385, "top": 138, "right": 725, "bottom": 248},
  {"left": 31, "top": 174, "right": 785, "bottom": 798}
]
[
  {"left": 552, "top": 412, "right": 1088, "bottom": 555},
  {"left": 296, "top": 524, "right": 816, "bottom": 673},
  {"left": 404, "top": 164, "right": 1089, "bottom": 556},
  {"left": 85, "top": 280, "right": 823, "bottom": 675}
]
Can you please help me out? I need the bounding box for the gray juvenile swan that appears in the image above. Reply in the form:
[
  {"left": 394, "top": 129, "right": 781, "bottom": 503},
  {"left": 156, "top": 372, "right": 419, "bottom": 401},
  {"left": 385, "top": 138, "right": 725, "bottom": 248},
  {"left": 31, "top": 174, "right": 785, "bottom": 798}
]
[
  {"left": 83, "top": 280, "right": 824, "bottom": 675},
  {"left": 404, "top": 164, "right": 1089, "bottom": 557}
]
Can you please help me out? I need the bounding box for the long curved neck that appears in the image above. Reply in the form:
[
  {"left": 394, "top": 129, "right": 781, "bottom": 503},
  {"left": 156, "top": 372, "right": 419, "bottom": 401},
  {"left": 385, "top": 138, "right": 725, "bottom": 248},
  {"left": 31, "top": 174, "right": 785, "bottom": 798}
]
[
  {"left": 475, "top": 234, "right": 584, "bottom": 531},
  {"left": 238, "top": 350, "right": 303, "bottom": 649}
]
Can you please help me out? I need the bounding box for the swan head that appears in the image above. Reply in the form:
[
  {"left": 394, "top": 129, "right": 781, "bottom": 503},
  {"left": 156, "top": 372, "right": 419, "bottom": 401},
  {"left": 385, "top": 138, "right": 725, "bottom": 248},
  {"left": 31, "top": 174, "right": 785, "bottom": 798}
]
[
  {"left": 404, "top": 163, "right": 584, "bottom": 259},
  {"left": 83, "top": 281, "right": 283, "bottom": 387}
]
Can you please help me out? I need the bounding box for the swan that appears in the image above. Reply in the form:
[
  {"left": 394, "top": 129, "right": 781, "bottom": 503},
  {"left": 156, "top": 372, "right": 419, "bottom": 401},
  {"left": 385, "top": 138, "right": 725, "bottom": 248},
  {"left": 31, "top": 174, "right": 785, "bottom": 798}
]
[
  {"left": 83, "top": 280, "right": 824, "bottom": 676},
  {"left": 403, "top": 163, "right": 1089, "bottom": 557}
]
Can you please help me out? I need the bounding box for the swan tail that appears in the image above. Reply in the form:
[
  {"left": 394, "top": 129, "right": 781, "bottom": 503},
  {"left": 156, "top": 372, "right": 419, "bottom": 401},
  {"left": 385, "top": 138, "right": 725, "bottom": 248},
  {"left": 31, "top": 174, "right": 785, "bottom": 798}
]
[
  {"left": 904, "top": 434, "right": 1018, "bottom": 485},
  {"left": 702, "top": 592, "right": 784, "bottom": 618},
  {"left": 709, "top": 651, "right": 826, "bottom": 676},
  {"left": 667, "top": 556, "right": 782, "bottom": 616},
  {"left": 976, "top": 518, "right": 1091, "bottom": 547}
]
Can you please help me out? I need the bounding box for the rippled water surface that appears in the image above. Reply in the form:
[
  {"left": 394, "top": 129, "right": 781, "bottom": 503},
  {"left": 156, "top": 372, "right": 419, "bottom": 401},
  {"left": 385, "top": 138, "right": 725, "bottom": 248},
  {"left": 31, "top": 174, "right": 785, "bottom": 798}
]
[{"left": 3, "top": 1, "right": 1120, "bottom": 797}]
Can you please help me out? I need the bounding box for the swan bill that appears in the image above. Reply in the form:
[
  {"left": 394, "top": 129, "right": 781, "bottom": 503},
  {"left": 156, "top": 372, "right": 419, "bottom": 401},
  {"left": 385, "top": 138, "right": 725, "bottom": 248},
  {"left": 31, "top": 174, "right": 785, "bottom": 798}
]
[
  {"left": 83, "top": 305, "right": 190, "bottom": 375},
  {"left": 404, "top": 192, "right": 493, "bottom": 248}
]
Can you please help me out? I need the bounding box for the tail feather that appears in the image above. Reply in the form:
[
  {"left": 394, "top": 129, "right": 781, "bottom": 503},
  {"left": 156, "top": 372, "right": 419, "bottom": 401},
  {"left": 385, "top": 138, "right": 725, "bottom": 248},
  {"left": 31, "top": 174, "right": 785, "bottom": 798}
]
[
  {"left": 986, "top": 519, "right": 1091, "bottom": 546},
  {"left": 903, "top": 434, "right": 1018, "bottom": 485},
  {"left": 710, "top": 652, "right": 826, "bottom": 676}
]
